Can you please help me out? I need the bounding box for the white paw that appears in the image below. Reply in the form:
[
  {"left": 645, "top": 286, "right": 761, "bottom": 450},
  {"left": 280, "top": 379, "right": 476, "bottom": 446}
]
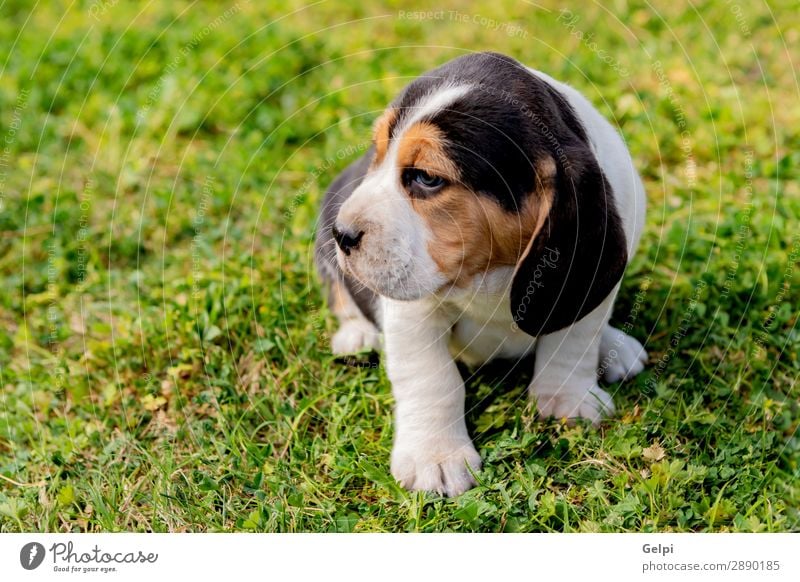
[
  {"left": 533, "top": 384, "right": 615, "bottom": 425},
  {"left": 391, "top": 437, "right": 482, "bottom": 497},
  {"left": 331, "top": 318, "right": 381, "bottom": 355},
  {"left": 598, "top": 325, "right": 648, "bottom": 383}
]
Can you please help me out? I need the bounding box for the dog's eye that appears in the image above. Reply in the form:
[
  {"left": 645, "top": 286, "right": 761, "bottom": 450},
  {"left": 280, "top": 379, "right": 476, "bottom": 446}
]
[
  {"left": 403, "top": 168, "right": 446, "bottom": 196},
  {"left": 414, "top": 171, "right": 444, "bottom": 188}
]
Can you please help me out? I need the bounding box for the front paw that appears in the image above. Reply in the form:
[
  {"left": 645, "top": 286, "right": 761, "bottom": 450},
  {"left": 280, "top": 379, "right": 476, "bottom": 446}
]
[
  {"left": 599, "top": 326, "right": 648, "bottom": 383},
  {"left": 331, "top": 318, "right": 381, "bottom": 354},
  {"left": 391, "top": 437, "right": 481, "bottom": 497},
  {"left": 533, "top": 384, "right": 615, "bottom": 425}
]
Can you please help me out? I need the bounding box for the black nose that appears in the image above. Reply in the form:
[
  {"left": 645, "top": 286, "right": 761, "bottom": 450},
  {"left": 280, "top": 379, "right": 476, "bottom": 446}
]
[{"left": 332, "top": 225, "right": 364, "bottom": 255}]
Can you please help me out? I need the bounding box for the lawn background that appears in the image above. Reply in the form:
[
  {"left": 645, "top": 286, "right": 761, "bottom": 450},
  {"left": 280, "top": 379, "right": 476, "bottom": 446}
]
[{"left": 0, "top": 0, "right": 798, "bottom": 532}]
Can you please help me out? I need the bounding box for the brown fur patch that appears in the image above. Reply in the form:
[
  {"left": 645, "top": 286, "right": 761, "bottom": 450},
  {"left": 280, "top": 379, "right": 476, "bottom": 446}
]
[
  {"left": 328, "top": 277, "right": 360, "bottom": 320},
  {"left": 396, "top": 122, "right": 460, "bottom": 181},
  {"left": 413, "top": 157, "right": 556, "bottom": 286},
  {"left": 372, "top": 108, "right": 397, "bottom": 166},
  {"left": 514, "top": 157, "right": 557, "bottom": 270}
]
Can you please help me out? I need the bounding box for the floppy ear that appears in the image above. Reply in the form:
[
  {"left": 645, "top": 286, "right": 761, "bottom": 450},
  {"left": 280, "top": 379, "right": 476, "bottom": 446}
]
[{"left": 510, "top": 149, "right": 628, "bottom": 336}]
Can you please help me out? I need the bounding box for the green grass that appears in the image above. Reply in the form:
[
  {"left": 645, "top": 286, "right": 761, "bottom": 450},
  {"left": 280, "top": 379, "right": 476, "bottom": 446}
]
[{"left": 1, "top": 0, "right": 798, "bottom": 532}]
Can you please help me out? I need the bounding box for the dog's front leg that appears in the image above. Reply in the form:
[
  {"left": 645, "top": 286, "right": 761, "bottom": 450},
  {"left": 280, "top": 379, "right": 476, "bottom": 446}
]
[
  {"left": 382, "top": 299, "right": 481, "bottom": 497},
  {"left": 530, "top": 293, "right": 617, "bottom": 424}
]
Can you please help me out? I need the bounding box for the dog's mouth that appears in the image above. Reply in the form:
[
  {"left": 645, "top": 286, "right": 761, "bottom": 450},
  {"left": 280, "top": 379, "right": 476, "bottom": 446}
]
[{"left": 338, "top": 249, "right": 437, "bottom": 302}]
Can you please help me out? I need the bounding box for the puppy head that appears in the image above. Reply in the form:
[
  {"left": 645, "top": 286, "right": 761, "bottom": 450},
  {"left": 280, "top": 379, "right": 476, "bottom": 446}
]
[{"left": 334, "top": 53, "right": 627, "bottom": 333}]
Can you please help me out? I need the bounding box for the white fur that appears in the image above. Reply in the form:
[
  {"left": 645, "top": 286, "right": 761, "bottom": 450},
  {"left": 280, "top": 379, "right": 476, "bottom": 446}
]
[
  {"left": 328, "top": 275, "right": 383, "bottom": 355},
  {"left": 530, "top": 290, "right": 617, "bottom": 424},
  {"left": 332, "top": 318, "right": 381, "bottom": 355},
  {"left": 599, "top": 324, "right": 648, "bottom": 382},
  {"left": 444, "top": 267, "right": 537, "bottom": 366},
  {"left": 383, "top": 298, "right": 481, "bottom": 497},
  {"left": 389, "top": 84, "right": 472, "bottom": 141}
]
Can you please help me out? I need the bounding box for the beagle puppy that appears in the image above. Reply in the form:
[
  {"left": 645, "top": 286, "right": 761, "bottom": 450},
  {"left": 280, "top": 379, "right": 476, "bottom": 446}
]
[{"left": 315, "top": 52, "right": 647, "bottom": 496}]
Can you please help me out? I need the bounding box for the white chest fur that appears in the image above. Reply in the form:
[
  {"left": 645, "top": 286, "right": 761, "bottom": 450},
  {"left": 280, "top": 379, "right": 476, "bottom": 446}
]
[{"left": 438, "top": 268, "right": 538, "bottom": 367}]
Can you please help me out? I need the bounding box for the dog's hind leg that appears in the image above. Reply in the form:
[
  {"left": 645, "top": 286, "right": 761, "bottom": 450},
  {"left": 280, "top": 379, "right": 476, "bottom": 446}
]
[
  {"left": 598, "top": 324, "right": 648, "bottom": 382},
  {"left": 327, "top": 277, "right": 381, "bottom": 355}
]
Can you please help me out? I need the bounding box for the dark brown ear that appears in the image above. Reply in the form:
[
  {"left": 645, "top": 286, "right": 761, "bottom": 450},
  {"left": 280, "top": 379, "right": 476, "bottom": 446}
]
[{"left": 510, "top": 148, "right": 628, "bottom": 336}]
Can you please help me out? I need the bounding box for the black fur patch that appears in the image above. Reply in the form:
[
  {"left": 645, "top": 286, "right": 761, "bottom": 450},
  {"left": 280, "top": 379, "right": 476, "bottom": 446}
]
[{"left": 510, "top": 150, "right": 628, "bottom": 336}]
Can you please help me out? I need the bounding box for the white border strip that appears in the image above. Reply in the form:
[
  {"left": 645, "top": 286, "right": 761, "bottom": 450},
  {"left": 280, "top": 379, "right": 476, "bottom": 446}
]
[{"left": 1, "top": 533, "right": 798, "bottom": 581}]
